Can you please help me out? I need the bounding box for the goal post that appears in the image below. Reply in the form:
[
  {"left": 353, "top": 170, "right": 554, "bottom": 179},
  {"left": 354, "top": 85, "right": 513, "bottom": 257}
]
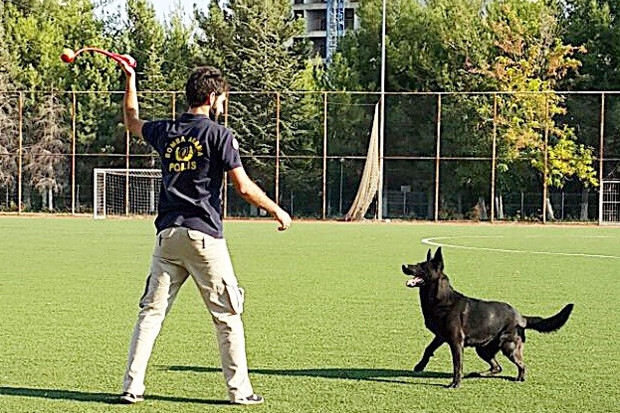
[
  {"left": 599, "top": 179, "right": 620, "bottom": 225},
  {"left": 93, "top": 168, "right": 162, "bottom": 219}
]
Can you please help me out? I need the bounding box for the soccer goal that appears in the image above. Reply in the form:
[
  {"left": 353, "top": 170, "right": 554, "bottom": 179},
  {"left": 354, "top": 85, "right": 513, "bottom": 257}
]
[
  {"left": 93, "top": 168, "right": 162, "bottom": 219},
  {"left": 600, "top": 179, "right": 620, "bottom": 225}
]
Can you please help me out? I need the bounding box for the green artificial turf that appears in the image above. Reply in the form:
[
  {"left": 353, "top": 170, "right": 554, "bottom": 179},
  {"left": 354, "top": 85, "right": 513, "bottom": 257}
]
[{"left": 0, "top": 217, "right": 618, "bottom": 412}]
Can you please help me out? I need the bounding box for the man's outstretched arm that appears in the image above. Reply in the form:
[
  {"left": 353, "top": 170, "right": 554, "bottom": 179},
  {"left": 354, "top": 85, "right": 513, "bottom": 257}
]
[
  {"left": 119, "top": 61, "right": 145, "bottom": 138},
  {"left": 228, "top": 166, "right": 292, "bottom": 231}
]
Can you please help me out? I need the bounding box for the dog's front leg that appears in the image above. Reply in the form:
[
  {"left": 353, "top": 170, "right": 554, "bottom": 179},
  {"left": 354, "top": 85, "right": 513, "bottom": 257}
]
[
  {"left": 414, "top": 336, "right": 444, "bottom": 372},
  {"left": 447, "top": 341, "right": 464, "bottom": 388}
]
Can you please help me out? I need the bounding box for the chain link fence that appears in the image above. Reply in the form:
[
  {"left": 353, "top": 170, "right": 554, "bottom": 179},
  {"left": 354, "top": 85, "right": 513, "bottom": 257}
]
[{"left": 0, "top": 90, "right": 618, "bottom": 223}]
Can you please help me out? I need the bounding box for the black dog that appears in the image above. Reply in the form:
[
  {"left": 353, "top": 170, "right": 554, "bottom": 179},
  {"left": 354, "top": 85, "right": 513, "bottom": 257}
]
[{"left": 402, "top": 247, "right": 573, "bottom": 388}]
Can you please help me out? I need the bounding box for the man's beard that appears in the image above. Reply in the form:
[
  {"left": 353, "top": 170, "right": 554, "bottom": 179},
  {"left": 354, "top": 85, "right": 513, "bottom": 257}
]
[{"left": 209, "top": 106, "right": 220, "bottom": 122}]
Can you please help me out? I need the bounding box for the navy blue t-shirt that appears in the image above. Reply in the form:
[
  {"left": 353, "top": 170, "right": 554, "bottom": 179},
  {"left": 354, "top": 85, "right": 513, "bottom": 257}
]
[{"left": 142, "top": 113, "right": 242, "bottom": 238}]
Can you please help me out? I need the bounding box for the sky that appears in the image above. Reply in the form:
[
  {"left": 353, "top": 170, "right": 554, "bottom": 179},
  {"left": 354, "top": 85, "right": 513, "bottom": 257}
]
[{"left": 101, "top": 0, "right": 209, "bottom": 23}]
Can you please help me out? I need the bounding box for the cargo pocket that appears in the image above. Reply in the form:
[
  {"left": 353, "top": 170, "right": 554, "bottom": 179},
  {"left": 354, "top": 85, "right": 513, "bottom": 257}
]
[{"left": 223, "top": 281, "right": 245, "bottom": 315}]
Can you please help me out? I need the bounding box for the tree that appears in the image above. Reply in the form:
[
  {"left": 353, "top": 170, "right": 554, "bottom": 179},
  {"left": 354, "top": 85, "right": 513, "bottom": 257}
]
[
  {"left": 477, "top": 1, "right": 597, "bottom": 219},
  {"left": 162, "top": 4, "right": 200, "bottom": 93},
  {"left": 2, "top": 0, "right": 127, "bottom": 212},
  {"left": 0, "top": 3, "right": 19, "bottom": 209},
  {"left": 561, "top": 0, "right": 620, "bottom": 182},
  {"left": 331, "top": 0, "right": 496, "bottom": 218},
  {"left": 23, "top": 92, "right": 68, "bottom": 210}
]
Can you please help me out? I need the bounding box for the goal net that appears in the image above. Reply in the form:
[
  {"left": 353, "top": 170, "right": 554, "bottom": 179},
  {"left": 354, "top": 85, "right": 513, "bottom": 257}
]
[
  {"left": 600, "top": 179, "right": 620, "bottom": 225},
  {"left": 93, "top": 168, "right": 162, "bottom": 219},
  {"left": 344, "top": 102, "right": 380, "bottom": 221}
]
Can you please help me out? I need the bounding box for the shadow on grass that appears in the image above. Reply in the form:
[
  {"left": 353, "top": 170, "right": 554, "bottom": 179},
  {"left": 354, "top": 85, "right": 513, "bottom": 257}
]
[
  {"left": 0, "top": 386, "right": 230, "bottom": 405},
  {"left": 166, "top": 366, "right": 452, "bottom": 387}
]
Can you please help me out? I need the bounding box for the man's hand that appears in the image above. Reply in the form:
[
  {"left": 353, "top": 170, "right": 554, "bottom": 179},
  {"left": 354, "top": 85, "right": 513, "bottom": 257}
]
[
  {"left": 228, "top": 167, "right": 292, "bottom": 231},
  {"left": 274, "top": 208, "right": 292, "bottom": 231},
  {"left": 118, "top": 58, "right": 136, "bottom": 77}
]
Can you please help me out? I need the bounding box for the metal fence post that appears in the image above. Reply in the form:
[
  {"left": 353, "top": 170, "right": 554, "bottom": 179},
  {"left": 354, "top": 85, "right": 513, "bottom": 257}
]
[
  {"left": 434, "top": 93, "right": 441, "bottom": 222},
  {"left": 322, "top": 91, "right": 328, "bottom": 220},
  {"left": 542, "top": 94, "right": 549, "bottom": 224},
  {"left": 490, "top": 93, "right": 497, "bottom": 223},
  {"left": 275, "top": 92, "right": 281, "bottom": 205},
  {"left": 223, "top": 93, "right": 229, "bottom": 219},
  {"left": 71, "top": 91, "right": 76, "bottom": 215},
  {"left": 598, "top": 92, "right": 605, "bottom": 225},
  {"left": 171, "top": 91, "right": 176, "bottom": 120},
  {"left": 18, "top": 92, "right": 23, "bottom": 215}
]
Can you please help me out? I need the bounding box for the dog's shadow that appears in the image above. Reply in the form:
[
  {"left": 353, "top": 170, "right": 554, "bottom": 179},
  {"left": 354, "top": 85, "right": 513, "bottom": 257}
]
[{"left": 167, "top": 365, "right": 454, "bottom": 387}]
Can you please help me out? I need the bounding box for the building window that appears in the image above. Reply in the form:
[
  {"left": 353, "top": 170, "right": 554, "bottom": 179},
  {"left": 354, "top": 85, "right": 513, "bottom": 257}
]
[
  {"left": 294, "top": 10, "right": 304, "bottom": 20},
  {"left": 344, "top": 8, "right": 355, "bottom": 30},
  {"left": 294, "top": 0, "right": 304, "bottom": 4},
  {"left": 319, "top": 17, "right": 327, "bottom": 31},
  {"left": 311, "top": 38, "right": 327, "bottom": 59}
]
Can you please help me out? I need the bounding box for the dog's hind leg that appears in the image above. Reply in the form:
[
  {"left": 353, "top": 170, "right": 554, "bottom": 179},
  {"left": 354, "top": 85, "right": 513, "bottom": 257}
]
[
  {"left": 467, "top": 345, "right": 502, "bottom": 377},
  {"left": 501, "top": 336, "right": 526, "bottom": 382},
  {"left": 414, "top": 336, "right": 444, "bottom": 372}
]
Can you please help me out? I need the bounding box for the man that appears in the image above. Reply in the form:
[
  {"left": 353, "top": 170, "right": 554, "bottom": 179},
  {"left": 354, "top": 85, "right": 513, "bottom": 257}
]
[{"left": 117, "top": 61, "right": 292, "bottom": 405}]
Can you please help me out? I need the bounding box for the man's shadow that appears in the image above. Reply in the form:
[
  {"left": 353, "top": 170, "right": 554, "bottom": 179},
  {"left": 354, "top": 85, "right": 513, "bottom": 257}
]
[{"left": 0, "top": 386, "right": 230, "bottom": 405}]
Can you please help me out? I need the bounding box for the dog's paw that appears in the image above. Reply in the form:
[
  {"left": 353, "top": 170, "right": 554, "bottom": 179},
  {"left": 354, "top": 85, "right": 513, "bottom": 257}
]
[{"left": 447, "top": 381, "right": 461, "bottom": 389}]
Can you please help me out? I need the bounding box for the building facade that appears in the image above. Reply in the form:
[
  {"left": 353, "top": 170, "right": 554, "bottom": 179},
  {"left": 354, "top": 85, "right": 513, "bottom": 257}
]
[{"left": 292, "top": 0, "right": 359, "bottom": 59}]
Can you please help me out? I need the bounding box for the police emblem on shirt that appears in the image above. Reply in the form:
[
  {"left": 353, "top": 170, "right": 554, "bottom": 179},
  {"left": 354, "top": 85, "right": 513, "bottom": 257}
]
[
  {"left": 164, "top": 136, "right": 204, "bottom": 172},
  {"left": 232, "top": 138, "right": 239, "bottom": 150}
]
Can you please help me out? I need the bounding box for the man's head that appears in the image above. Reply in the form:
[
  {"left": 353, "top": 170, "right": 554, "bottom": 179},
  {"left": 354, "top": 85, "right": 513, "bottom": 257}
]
[{"left": 185, "top": 66, "right": 229, "bottom": 122}]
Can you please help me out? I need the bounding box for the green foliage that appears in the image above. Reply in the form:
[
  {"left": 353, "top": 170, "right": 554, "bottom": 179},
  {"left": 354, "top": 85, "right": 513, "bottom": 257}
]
[
  {"left": 0, "top": 0, "right": 611, "bottom": 212},
  {"left": 194, "top": 0, "right": 319, "bottom": 206},
  {"left": 23, "top": 92, "right": 68, "bottom": 197},
  {"left": 477, "top": 1, "right": 597, "bottom": 189},
  {"left": 561, "top": 0, "right": 620, "bottom": 177},
  {"left": 0, "top": 2, "right": 18, "bottom": 189}
]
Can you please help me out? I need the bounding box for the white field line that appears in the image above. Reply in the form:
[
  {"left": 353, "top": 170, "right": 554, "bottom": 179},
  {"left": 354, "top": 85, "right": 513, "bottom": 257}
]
[{"left": 421, "top": 236, "right": 620, "bottom": 259}]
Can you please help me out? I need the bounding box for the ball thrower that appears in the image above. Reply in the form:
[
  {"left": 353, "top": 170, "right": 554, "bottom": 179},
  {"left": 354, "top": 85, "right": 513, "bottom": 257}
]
[{"left": 60, "top": 47, "right": 136, "bottom": 68}]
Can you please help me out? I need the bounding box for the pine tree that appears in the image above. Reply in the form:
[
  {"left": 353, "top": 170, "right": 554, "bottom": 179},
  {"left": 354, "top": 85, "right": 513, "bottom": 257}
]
[
  {"left": 23, "top": 92, "right": 68, "bottom": 210},
  {"left": 195, "top": 0, "right": 318, "bottom": 210},
  {"left": 0, "top": 2, "right": 19, "bottom": 208}
]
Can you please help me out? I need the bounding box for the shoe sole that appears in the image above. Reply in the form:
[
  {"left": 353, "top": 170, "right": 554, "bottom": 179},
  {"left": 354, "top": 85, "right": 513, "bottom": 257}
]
[
  {"left": 231, "top": 397, "right": 264, "bottom": 405},
  {"left": 119, "top": 396, "right": 144, "bottom": 404}
]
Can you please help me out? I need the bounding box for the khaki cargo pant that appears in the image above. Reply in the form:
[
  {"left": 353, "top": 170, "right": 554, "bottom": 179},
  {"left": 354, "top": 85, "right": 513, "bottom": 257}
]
[{"left": 122, "top": 226, "right": 254, "bottom": 401}]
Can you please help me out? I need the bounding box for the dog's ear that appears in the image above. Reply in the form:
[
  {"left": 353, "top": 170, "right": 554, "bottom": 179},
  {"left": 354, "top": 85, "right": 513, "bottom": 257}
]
[
  {"left": 426, "top": 249, "right": 432, "bottom": 262},
  {"left": 431, "top": 247, "right": 444, "bottom": 271}
]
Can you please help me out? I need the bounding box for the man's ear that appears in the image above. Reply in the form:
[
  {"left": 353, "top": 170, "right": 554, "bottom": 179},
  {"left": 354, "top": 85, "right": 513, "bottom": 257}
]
[
  {"left": 207, "top": 91, "right": 217, "bottom": 106},
  {"left": 432, "top": 247, "right": 444, "bottom": 271}
]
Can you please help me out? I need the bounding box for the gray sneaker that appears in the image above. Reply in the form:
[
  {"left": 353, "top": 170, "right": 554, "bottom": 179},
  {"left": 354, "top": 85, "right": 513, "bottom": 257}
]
[
  {"left": 119, "top": 392, "right": 144, "bottom": 404},
  {"left": 231, "top": 394, "right": 264, "bottom": 405}
]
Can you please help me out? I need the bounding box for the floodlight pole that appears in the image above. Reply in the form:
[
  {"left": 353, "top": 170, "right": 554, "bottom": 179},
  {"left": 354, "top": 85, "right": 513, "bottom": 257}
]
[{"left": 377, "top": 0, "right": 387, "bottom": 220}]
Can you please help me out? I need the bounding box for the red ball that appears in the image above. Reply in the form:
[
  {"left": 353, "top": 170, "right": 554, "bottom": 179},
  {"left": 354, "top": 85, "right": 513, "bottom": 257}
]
[{"left": 60, "top": 48, "right": 75, "bottom": 63}]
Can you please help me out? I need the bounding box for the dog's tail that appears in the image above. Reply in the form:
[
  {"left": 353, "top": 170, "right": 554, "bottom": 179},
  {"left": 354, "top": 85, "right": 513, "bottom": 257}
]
[{"left": 524, "top": 304, "right": 574, "bottom": 333}]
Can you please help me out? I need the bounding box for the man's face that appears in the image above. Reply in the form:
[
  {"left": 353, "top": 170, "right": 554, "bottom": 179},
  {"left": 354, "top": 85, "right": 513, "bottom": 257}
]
[{"left": 209, "top": 93, "right": 227, "bottom": 122}]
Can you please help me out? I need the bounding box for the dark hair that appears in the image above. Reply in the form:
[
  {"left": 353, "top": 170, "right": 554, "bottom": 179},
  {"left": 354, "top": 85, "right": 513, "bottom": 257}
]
[{"left": 185, "top": 66, "right": 229, "bottom": 108}]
